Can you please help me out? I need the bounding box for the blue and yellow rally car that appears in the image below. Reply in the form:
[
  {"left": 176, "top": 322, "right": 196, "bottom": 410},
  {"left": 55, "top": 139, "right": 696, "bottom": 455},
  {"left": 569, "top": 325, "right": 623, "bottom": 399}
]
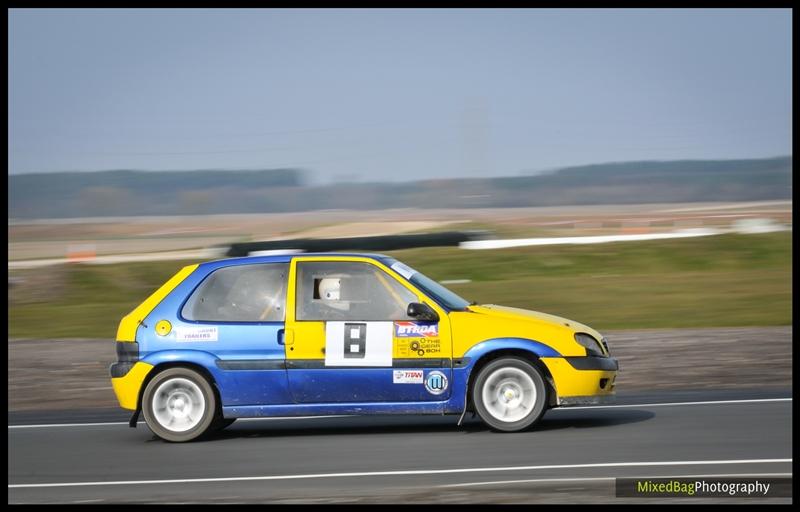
[{"left": 111, "top": 253, "right": 618, "bottom": 442}]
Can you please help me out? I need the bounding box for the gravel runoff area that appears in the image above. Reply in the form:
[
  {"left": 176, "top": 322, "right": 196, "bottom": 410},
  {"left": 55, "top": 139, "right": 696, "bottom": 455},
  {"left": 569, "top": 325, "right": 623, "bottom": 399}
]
[{"left": 8, "top": 326, "right": 791, "bottom": 412}]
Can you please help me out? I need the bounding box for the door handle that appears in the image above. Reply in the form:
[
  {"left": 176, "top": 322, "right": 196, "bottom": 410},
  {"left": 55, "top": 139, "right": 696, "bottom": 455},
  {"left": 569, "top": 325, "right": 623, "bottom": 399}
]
[{"left": 279, "top": 328, "right": 294, "bottom": 346}]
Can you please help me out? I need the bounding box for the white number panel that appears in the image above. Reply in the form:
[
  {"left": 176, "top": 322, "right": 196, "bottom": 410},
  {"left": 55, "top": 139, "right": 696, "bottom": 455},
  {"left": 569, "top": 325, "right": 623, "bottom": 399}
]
[{"left": 324, "top": 321, "right": 393, "bottom": 367}]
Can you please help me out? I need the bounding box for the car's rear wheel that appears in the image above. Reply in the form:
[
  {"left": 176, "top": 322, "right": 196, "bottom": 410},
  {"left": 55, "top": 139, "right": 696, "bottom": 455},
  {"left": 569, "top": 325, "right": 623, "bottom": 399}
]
[
  {"left": 472, "top": 357, "right": 548, "bottom": 432},
  {"left": 142, "top": 367, "right": 217, "bottom": 442}
]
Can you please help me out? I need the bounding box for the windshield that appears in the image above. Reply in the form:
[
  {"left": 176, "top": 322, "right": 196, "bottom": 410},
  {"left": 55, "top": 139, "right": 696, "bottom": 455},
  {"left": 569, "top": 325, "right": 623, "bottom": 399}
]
[{"left": 381, "top": 258, "right": 471, "bottom": 311}]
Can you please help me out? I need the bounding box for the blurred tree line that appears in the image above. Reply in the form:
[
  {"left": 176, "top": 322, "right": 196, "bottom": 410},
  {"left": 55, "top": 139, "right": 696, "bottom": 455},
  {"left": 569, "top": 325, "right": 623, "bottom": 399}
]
[{"left": 8, "top": 157, "right": 791, "bottom": 218}]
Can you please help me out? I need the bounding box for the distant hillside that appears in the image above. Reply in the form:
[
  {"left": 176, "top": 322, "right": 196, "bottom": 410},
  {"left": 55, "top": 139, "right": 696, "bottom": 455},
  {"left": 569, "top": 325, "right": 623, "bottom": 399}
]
[{"left": 7, "top": 157, "right": 792, "bottom": 218}]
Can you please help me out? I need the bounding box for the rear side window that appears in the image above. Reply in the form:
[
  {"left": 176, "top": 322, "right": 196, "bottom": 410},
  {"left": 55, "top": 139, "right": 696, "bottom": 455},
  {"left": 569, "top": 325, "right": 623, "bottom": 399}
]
[{"left": 182, "top": 263, "right": 289, "bottom": 322}]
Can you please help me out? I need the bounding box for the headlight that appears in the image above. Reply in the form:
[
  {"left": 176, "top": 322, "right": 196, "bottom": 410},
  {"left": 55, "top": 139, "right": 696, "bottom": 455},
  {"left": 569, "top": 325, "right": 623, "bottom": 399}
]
[{"left": 574, "top": 333, "right": 605, "bottom": 357}]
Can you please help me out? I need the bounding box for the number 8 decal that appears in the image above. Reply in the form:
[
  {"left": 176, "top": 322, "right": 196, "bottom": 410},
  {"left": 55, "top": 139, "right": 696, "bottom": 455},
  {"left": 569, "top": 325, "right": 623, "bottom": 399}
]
[
  {"left": 343, "top": 322, "right": 367, "bottom": 359},
  {"left": 324, "top": 321, "right": 392, "bottom": 367}
]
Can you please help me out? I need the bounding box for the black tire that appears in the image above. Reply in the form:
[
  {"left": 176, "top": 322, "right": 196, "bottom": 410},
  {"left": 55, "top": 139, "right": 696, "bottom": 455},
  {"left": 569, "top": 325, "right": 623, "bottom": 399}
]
[
  {"left": 472, "top": 357, "right": 548, "bottom": 432},
  {"left": 142, "top": 367, "right": 217, "bottom": 442}
]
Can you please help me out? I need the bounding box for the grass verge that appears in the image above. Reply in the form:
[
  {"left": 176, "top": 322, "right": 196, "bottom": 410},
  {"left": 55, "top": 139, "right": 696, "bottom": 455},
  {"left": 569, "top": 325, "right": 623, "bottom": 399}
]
[{"left": 8, "top": 232, "right": 791, "bottom": 338}]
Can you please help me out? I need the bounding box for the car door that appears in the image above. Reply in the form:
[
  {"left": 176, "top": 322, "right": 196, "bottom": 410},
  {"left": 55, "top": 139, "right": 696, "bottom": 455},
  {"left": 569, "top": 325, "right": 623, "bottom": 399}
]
[{"left": 284, "top": 256, "right": 452, "bottom": 403}]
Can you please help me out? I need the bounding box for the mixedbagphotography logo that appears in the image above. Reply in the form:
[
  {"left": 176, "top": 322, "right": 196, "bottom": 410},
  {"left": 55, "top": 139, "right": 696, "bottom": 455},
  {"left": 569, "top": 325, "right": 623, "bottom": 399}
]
[{"left": 616, "top": 477, "right": 792, "bottom": 498}]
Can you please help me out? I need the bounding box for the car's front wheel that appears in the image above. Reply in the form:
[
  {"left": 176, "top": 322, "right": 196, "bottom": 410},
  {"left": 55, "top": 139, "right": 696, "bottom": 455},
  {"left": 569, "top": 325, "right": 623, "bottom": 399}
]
[
  {"left": 142, "top": 367, "right": 217, "bottom": 442},
  {"left": 472, "top": 357, "right": 548, "bottom": 432}
]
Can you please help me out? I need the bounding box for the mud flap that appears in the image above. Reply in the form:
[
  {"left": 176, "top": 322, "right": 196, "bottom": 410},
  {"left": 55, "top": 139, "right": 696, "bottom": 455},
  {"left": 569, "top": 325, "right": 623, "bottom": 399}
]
[
  {"left": 129, "top": 408, "right": 141, "bottom": 428},
  {"left": 457, "top": 405, "right": 468, "bottom": 426}
]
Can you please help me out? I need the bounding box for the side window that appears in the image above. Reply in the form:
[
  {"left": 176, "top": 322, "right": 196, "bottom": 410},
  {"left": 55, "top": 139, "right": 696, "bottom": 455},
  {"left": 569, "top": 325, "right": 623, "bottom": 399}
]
[
  {"left": 182, "top": 263, "right": 288, "bottom": 322},
  {"left": 296, "top": 261, "right": 417, "bottom": 321}
]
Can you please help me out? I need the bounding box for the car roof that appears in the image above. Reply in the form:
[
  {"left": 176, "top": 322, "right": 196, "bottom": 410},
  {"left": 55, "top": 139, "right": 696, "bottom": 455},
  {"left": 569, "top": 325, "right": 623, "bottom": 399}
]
[{"left": 198, "top": 252, "right": 393, "bottom": 270}]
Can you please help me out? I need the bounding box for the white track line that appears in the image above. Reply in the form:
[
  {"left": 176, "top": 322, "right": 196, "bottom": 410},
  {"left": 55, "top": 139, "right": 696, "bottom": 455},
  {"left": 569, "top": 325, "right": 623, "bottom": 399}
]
[
  {"left": 8, "top": 415, "right": 351, "bottom": 429},
  {"left": 552, "top": 397, "right": 792, "bottom": 411},
  {"left": 460, "top": 228, "right": 720, "bottom": 250},
  {"left": 8, "top": 459, "right": 791, "bottom": 489},
  {"left": 9, "top": 421, "right": 132, "bottom": 429},
  {"left": 8, "top": 398, "right": 791, "bottom": 429},
  {"left": 440, "top": 472, "right": 794, "bottom": 488}
]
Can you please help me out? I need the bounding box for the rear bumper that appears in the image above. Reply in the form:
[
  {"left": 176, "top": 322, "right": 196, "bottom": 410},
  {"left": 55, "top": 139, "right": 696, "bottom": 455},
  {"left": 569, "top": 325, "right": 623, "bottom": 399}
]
[
  {"left": 109, "top": 341, "right": 140, "bottom": 377},
  {"left": 541, "top": 356, "right": 618, "bottom": 402},
  {"left": 111, "top": 362, "right": 153, "bottom": 410},
  {"left": 109, "top": 342, "right": 153, "bottom": 410}
]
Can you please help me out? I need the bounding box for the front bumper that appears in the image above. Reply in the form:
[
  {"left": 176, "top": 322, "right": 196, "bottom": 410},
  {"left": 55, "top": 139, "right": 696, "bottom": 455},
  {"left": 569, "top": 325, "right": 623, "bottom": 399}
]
[
  {"left": 557, "top": 394, "right": 617, "bottom": 406},
  {"left": 541, "top": 356, "right": 618, "bottom": 403},
  {"left": 564, "top": 356, "right": 618, "bottom": 371}
]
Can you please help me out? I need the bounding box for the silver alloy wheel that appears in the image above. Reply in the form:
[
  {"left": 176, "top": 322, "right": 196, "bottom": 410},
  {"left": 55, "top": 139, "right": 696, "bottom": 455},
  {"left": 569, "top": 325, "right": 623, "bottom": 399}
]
[
  {"left": 151, "top": 377, "right": 206, "bottom": 433},
  {"left": 480, "top": 366, "right": 537, "bottom": 423}
]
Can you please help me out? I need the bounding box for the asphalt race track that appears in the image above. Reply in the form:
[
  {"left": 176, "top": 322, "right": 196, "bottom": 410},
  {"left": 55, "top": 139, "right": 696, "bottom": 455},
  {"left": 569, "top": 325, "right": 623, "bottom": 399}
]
[{"left": 8, "top": 390, "right": 792, "bottom": 503}]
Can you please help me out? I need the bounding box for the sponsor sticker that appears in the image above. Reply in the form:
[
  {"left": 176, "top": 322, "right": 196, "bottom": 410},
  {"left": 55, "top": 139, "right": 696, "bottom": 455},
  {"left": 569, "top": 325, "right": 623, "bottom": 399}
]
[
  {"left": 393, "top": 370, "right": 424, "bottom": 384},
  {"left": 390, "top": 261, "right": 417, "bottom": 280},
  {"left": 173, "top": 326, "right": 218, "bottom": 342},
  {"left": 394, "top": 322, "right": 439, "bottom": 338},
  {"left": 396, "top": 338, "right": 442, "bottom": 357},
  {"left": 425, "top": 370, "right": 449, "bottom": 395}
]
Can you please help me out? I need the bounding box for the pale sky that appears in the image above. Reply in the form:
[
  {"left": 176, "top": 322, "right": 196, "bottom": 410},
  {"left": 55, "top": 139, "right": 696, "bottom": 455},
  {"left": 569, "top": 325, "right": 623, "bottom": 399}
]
[{"left": 8, "top": 8, "right": 792, "bottom": 183}]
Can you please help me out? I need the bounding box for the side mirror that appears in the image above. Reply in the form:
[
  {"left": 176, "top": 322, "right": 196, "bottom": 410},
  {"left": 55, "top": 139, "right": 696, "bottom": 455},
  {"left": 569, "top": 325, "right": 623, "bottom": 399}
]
[{"left": 406, "top": 302, "right": 439, "bottom": 322}]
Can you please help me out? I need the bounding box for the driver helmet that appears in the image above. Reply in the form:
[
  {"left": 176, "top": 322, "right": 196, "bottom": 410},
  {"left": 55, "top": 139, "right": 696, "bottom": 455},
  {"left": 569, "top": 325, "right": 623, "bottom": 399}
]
[
  {"left": 317, "top": 277, "right": 350, "bottom": 311},
  {"left": 318, "top": 277, "right": 341, "bottom": 301}
]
